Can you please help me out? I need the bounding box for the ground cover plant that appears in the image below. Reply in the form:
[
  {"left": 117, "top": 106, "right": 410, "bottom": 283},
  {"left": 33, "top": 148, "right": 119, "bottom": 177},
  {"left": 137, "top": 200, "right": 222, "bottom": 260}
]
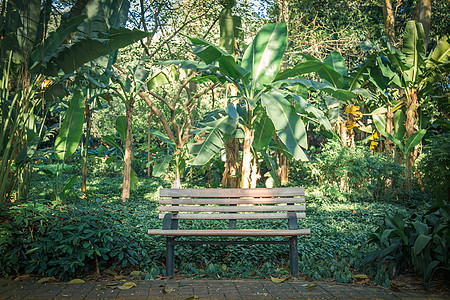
[{"left": 0, "top": 169, "right": 416, "bottom": 284}]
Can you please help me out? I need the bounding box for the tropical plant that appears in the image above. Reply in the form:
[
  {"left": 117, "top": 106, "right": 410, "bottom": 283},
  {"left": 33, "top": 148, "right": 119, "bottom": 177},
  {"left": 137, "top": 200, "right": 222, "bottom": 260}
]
[
  {"left": 180, "top": 22, "right": 361, "bottom": 188},
  {"left": 352, "top": 21, "right": 450, "bottom": 190},
  {"left": 0, "top": 0, "right": 151, "bottom": 202},
  {"left": 361, "top": 201, "right": 450, "bottom": 290}
]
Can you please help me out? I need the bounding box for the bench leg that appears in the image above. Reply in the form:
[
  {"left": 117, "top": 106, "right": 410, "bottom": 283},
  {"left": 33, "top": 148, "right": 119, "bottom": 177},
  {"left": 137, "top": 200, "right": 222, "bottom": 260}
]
[
  {"left": 166, "top": 237, "right": 175, "bottom": 277},
  {"left": 289, "top": 236, "right": 299, "bottom": 278}
]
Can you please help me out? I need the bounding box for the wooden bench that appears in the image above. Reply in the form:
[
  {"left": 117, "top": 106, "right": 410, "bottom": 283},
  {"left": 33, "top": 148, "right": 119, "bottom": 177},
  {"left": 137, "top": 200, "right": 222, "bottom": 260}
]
[{"left": 147, "top": 188, "right": 310, "bottom": 277}]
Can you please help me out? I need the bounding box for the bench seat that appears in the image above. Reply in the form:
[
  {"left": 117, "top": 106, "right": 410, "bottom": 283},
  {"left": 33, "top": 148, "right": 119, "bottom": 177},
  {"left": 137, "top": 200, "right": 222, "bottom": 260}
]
[{"left": 147, "top": 229, "right": 311, "bottom": 236}]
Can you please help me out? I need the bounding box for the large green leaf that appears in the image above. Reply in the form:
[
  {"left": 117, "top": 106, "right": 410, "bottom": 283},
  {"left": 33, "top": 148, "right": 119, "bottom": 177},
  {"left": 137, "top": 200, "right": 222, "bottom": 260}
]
[
  {"left": 253, "top": 111, "right": 275, "bottom": 150},
  {"left": 276, "top": 59, "right": 344, "bottom": 88},
  {"left": 261, "top": 91, "right": 308, "bottom": 161},
  {"left": 276, "top": 78, "right": 357, "bottom": 101},
  {"left": 148, "top": 129, "right": 176, "bottom": 148},
  {"left": 403, "top": 20, "right": 426, "bottom": 83},
  {"left": 404, "top": 129, "right": 426, "bottom": 154},
  {"left": 130, "top": 168, "right": 138, "bottom": 191},
  {"left": 147, "top": 71, "right": 170, "bottom": 90},
  {"left": 241, "top": 22, "right": 287, "bottom": 91},
  {"left": 414, "top": 234, "right": 432, "bottom": 256},
  {"left": 115, "top": 116, "right": 127, "bottom": 142},
  {"left": 102, "top": 135, "right": 124, "bottom": 156},
  {"left": 152, "top": 155, "right": 172, "bottom": 177},
  {"left": 190, "top": 115, "right": 238, "bottom": 165},
  {"left": 44, "top": 28, "right": 151, "bottom": 76},
  {"left": 393, "top": 109, "right": 406, "bottom": 141},
  {"left": 187, "top": 36, "right": 245, "bottom": 82},
  {"left": 427, "top": 36, "right": 450, "bottom": 67},
  {"left": 292, "top": 94, "right": 332, "bottom": 131},
  {"left": 373, "top": 114, "right": 404, "bottom": 154},
  {"left": 54, "top": 91, "right": 85, "bottom": 160},
  {"left": 30, "top": 15, "right": 87, "bottom": 71},
  {"left": 323, "top": 52, "right": 348, "bottom": 76}
]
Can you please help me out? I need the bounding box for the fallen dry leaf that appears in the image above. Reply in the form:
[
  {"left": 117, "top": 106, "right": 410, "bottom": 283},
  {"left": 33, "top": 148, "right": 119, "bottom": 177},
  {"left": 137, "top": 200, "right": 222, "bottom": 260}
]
[
  {"left": 270, "top": 276, "right": 288, "bottom": 283},
  {"left": 38, "top": 277, "right": 56, "bottom": 284},
  {"left": 69, "top": 279, "right": 85, "bottom": 284},
  {"left": 130, "top": 271, "right": 142, "bottom": 276},
  {"left": 118, "top": 282, "right": 137, "bottom": 290},
  {"left": 162, "top": 288, "right": 174, "bottom": 294}
]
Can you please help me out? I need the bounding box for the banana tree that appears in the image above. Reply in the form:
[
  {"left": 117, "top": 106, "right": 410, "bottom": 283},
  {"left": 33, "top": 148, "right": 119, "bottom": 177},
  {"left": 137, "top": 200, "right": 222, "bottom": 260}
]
[
  {"left": 0, "top": 0, "right": 151, "bottom": 201},
  {"left": 353, "top": 21, "right": 450, "bottom": 190},
  {"left": 184, "top": 22, "right": 348, "bottom": 188}
]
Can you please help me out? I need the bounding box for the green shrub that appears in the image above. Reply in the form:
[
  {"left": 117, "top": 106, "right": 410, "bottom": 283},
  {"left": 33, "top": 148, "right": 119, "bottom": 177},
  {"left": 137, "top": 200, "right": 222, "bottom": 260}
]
[
  {"left": 0, "top": 200, "right": 148, "bottom": 280},
  {"left": 361, "top": 202, "right": 450, "bottom": 289},
  {"left": 420, "top": 132, "right": 450, "bottom": 203},
  {"left": 291, "top": 140, "right": 405, "bottom": 202}
]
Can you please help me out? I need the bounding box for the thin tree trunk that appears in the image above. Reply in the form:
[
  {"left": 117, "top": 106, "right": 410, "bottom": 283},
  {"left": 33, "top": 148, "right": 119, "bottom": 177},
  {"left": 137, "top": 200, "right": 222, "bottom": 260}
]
[
  {"left": 250, "top": 160, "right": 260, "bottom": 188},
  {"left": 382, "top": 0, "right": 395, "bottom": 42},
  {"left": 222, "top": 138, "right": 240, "bottom": 187},
  {"left": 385, "top": 107, "right": 394, "bottom": 154},
  {"left": 405, "top": 88, "right": 418, "bottom": 191},
  {"left": 277, "top": 151, "right": 289, "bottom": 186},
  {"left": 241, "top": 127, "right": 254, "bottom": 188},
  {"left": 339, "top": 120, "right": 348, "bottom": 147},
  {"left": 414, "top": 0, "right": 431, "bottom": 48},
  {"left": 121, "top": 97, "right": 135, "bottom": 203},
  {"left": 81, "top": 104, "right": 92, "bottom": 196},
  {"left": 147, "top": 112, "right": 151, "bottom": 177}
]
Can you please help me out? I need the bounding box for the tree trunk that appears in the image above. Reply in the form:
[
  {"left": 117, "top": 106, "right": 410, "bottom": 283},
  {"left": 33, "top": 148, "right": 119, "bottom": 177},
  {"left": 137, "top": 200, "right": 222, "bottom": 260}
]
[
  {"left": 405, "top": 88, "right": 418, "bottom": 191},
  {"left": 385, "top": 107, "right": 394, "bottom": 154},
  {"left": 277, "top": 149, "right": 289, "bottom": 185},
  {"left": 339, "top": 120, "right": 348, "bottom": 147},
  {"left": 382, "top": 0, "right": 395, "bottom": 42},
  {"left": 121, "top": 97, "right": 134, "bottom": 203},
  {"left": 221, "top": 138, "right": 240, "bottom": 187},
  {"left": 81, "top": 104, "right": 91, "bottom": 196},
  {"left": 415, "top": 0, "right": 432, "bottom": 48},
  {"left": 250, "top": 160, "right": 260, "bottom": 188},
  {"left": 241, "top": 127, "right": 254, "bottom": 188},
  {"left": 147, "top": 112, "right": 151, "bottom": 177}
]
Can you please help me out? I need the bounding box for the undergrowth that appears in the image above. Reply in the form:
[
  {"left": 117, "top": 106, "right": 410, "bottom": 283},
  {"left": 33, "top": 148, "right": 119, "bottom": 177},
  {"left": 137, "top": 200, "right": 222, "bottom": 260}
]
[{"left": 0, "top": 173, "right": 419, "bottom": 283}]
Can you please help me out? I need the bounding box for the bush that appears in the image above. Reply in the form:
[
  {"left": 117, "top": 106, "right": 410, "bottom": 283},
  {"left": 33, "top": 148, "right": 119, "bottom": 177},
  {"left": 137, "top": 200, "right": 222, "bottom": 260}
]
[
  {"left": 420, "top": 132, "right": 450, "bottom": 203},
  {"left": 0, "top": 200, "right": 147, "bottom": 280},
  {"left": 361, "top": 202, "right": 450, "bottom": 289},
  {"left": 291, "top": 140, "right": 405, "bottom": 202}
]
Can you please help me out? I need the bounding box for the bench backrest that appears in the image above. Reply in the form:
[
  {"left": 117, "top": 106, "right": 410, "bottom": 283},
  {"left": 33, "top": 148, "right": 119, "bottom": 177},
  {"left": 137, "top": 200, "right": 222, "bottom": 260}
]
[{"left": 159, "top": 187, "right": 306, "bottom": 221}]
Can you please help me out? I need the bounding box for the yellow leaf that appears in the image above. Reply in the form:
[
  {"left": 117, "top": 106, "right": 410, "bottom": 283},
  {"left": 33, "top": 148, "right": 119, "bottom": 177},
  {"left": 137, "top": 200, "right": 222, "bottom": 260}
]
[
  {"left": 38, "top": 277, "right": 56, "bottom": 283},
  {"left": 162, "top": 288, "right": 174, "bottom": 294},
  {"left": 118, "top": 282, "right": 137, "bottom": 290},
  {"left": 270, "top": 276, "right": 288, "bottom": 283},
  {"left": 221, "top": 264, "right": 227, "bottom": 271},
  {"left": 130, "top": 271, "right": 142, "bottom": 276},
  {"left": 354, "top": 274, "right": 368, "bottom": 280},
  {"left": 307, "top": 284, "right": 317, "bottom": 291},
  {"left": 69, "top": 279, "right": 85, "bottom": 284}
]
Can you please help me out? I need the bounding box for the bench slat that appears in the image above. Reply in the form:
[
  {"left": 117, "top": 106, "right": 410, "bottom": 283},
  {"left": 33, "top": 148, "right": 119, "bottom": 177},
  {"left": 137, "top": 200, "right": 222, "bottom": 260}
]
[
  {"left": 160, "top": 187, "right": 305, "bottom": 198},
  {"left": 160, "top": 197, "right": 305, "bottom": 205},
  {"left": 158, "top": 212, "right": 306, "bottom": 220},
  {"left": 147, "top": 229, "right": 311, "bottom": 236},
  {"left": 159, "top": 205, "right": 306, "bottom": 213}
]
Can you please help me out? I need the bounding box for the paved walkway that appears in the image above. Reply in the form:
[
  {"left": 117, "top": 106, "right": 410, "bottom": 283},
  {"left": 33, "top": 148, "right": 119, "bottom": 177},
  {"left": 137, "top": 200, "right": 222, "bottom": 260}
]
[{"left": 0, "top": 278, "right": 448, "bottom": 299}]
